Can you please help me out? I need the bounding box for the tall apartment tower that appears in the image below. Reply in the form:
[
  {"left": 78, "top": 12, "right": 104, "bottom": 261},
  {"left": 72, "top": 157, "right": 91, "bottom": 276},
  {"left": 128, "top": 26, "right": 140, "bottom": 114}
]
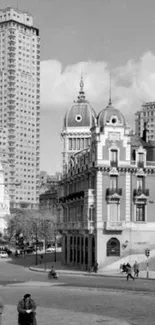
[
  {"left": 0, "top": 7, "right": 40, "bottom": 209},
  {"left": 135, "top": 102, "right": 155, "bottom": 141}
]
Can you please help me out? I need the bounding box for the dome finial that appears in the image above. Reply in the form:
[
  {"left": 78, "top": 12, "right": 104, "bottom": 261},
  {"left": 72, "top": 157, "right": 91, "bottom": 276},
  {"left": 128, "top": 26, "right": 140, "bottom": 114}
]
[
  {"left": 108, "top": 73, "right": 112, "bottom": 106},
  {"left": 77, "top": 74, "right": 86, "bottom": 102}
]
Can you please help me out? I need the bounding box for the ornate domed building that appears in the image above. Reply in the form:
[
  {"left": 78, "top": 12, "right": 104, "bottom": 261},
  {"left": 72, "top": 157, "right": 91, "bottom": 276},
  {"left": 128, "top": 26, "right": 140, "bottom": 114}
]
[
  {"left": 97, "top": 99, "right": 126, "bottom": 130},
  {"left": 59, "top": 86, "right": 155, "bottom": 272},
  {"left": 61, "top": 77, "right": 96, "bottom": 173}
]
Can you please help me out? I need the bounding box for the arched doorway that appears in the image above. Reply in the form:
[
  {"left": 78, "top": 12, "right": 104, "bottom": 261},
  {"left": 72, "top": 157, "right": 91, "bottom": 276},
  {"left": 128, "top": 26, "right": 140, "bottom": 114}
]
[{"left": 107, "top": 237, "right": 120, "bottom": 257}]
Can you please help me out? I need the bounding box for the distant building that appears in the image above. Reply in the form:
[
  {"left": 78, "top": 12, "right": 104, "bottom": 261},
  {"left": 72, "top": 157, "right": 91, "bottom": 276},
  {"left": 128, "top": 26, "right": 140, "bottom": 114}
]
[
  {"left": 39, "top": 171, "right": 62, "bottom": 223},
  {"left": 0, "top": 7, "right": 40, "bottom": 209},
  {"left": 0, "top": 162, "right": 10, "bottom": 235},
  {"left": 59, "top": 96, "right": 155, "bottom": 271},
  {"left": 135, "top": 102, "right": 155, "bottom": 141}
]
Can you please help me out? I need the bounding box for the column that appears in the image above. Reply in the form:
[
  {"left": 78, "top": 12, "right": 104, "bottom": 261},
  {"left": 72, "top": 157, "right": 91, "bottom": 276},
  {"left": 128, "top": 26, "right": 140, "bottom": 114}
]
[
  {"left": 62, "top": 234, "right": 66, "bottom": 264},
  {"left": 88, "top": 235, "right": 92, "bottom": 268},
  {"left": 83, "top": 236, "right": 85, "bottom": 270},
  {"left": 79, "top": 236, "right": 82, "bottom": 269},
  {"left": 95, "top": 170, "right": 104, "bottom": 266},
  {"left": 125, "top": 172, "right": 131, "bottom": 222},
  {"left": 67, "top": 234, "right": 70, "bottom": 265},
  {"left": 72, "top": 236, "right": 74, "bottom": 265}
]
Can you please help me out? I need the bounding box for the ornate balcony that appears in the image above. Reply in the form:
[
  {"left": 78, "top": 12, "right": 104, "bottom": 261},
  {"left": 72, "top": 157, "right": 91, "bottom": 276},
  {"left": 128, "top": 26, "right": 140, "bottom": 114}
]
[
  {"left": 104, "top": 221, "right": 123, "bottom": 231},
  {"left": 106, "top": 188, "right": 122, "bottom": 199},
  {"left": 133, "top": 189, "right": 149, "bottom": 198},
  {"left": 60, "top": 190, "right": 84, "bottom": 203},
  {"left": 110, "top": 161, "right": 118, "bottom": 167},
  {"left": 137, "top": 161, "right": 144, "bottom": 168}
]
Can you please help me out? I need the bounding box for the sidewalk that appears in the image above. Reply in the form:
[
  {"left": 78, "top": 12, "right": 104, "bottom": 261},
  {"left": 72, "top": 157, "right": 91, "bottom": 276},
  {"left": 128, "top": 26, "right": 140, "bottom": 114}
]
[
  {"left": 29, "top": 261, "right": 155, "bottom": 280},
  {"left": 3, "top": 304, "right": 130, "bottom": 325}
]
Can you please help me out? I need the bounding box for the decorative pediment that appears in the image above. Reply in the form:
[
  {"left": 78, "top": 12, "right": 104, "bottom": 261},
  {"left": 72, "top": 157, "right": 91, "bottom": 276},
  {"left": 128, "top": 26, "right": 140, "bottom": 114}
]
[
  {"left": 136, "top": 169, "right": 146, "bottom": 176},
  {"left": 109, "top": 167, "right": 119, "bottom": 176}
]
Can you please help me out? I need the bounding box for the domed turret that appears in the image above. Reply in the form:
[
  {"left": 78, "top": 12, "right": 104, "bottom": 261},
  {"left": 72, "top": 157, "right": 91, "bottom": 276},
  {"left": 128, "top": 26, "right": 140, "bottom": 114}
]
[
  {"left": 63, "top": 76, "right": 96, "bottom": 129},
  {"left": 97, "top": 99, "right": 126, "bottom": 129}
]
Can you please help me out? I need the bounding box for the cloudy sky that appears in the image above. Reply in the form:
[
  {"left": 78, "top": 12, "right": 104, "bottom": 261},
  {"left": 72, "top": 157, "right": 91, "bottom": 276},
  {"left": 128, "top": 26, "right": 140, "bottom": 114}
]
[{"left": 2, "top": 0, "right": 155, "bottom": 174}]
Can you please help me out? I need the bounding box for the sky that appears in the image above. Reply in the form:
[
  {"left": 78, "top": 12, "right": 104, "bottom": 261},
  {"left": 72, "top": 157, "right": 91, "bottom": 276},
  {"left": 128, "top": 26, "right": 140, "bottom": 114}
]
[{"left": 1, "top": 0, "right": 155, "bottom": 174}]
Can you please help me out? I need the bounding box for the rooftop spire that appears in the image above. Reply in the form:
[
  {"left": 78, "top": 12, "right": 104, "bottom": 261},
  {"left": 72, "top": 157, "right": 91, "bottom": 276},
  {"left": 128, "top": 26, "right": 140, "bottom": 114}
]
[
  {"left": 108, "top": 73, "right": 112, "bottom": 106},
  {"left": 77, "top": 75, "right": 86, "bottom": 102}
]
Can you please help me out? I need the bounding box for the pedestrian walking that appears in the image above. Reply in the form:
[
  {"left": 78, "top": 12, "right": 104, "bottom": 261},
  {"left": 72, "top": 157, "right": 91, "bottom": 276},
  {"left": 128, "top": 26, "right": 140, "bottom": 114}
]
[
  {"left": 17, "top": 293, "right": 37, "bottom": 325},
  {"left": 126, "top": 263, "right": 134, "bottom": 281},
  {"left": 133, "top": 261, "right": 139, "bottom": 277},
  {"left": 0, "top": 296, "right": 4, "bottom": 325}
]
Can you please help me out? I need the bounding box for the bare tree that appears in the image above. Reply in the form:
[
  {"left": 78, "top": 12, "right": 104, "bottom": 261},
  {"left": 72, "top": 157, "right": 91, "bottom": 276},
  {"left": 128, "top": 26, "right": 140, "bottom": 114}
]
[{"left": 6, "top": 209, "right": 58, "bottom": 244}]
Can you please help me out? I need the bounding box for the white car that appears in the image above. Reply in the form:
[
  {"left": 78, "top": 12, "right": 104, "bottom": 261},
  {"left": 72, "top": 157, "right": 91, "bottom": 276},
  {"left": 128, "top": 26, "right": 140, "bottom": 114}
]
[
  {"left": 0, "top": 251, "right": 8, "bottom": 258},
  {"left": 46, "top": 247, "right": 55, "bottom": 253}
]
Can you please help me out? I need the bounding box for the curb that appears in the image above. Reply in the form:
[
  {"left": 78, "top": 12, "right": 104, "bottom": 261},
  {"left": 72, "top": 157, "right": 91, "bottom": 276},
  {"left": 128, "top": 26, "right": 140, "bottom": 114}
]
[{"left": 29, "top": 266, "right": 155, "bottom": 280}]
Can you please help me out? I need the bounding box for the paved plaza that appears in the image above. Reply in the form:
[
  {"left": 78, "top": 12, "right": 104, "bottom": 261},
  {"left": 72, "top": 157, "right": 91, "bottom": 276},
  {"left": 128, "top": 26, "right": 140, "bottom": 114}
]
[
  {"left": 0, "top": 259, "right": 154, "bottom": 324},
  {"left": 2, "top": 304, "right": 130, "bottom": 325}
]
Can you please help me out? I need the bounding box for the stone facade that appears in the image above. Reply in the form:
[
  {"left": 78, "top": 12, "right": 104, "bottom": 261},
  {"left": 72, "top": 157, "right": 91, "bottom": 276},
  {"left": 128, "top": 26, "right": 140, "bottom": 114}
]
[{"left": 59, "top": 95, "right": 155, "bottom": 270}]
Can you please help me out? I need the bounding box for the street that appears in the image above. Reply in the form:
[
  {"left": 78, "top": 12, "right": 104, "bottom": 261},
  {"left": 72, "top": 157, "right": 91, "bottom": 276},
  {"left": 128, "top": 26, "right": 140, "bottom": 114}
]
[{"left": 0, "top": 260, "right": 154, "bottom": 324}]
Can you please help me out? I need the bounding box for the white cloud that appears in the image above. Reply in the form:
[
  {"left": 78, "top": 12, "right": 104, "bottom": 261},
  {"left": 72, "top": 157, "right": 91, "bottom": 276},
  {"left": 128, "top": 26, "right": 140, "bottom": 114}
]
[{"left": 40, "top": 51, "right": 155, "bottom": 119}]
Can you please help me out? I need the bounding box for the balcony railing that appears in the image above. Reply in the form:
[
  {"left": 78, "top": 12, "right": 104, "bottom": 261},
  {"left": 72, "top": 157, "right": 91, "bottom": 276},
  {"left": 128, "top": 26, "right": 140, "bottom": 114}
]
[
  {"left": 110, "top": 161, "right": 118, "bottom": 167},
  {"left": 104, "top": 221, "right": 123, "bottom": 231},
  {"left": 57, "top": 220, "right": 95, "bottom": 233},
  {"left": 137, "top": 161, "right": 144, "bottom": 168},
  {"left": 106, "top": 188, "right": 122, "bottom": 197},
  {"left": 133, "top": 189, "right": 149, "bottom": 197},
  {"left": 59, "top": 190, "right": 84, "bottom": 203}
]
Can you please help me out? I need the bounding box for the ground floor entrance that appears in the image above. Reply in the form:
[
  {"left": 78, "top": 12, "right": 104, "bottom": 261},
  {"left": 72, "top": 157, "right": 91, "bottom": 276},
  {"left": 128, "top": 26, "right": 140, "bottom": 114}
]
[{"left": 62, "top": 234, "right": 96, "bottom": 271}]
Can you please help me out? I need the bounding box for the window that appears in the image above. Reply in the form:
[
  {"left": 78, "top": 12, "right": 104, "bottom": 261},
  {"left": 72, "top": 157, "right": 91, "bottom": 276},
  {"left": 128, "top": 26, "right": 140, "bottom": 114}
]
[
  {"left": 138, "top": 153, "right": 144, "bottom": 167},
  {"left": 137, "top": 176, "right": 144, "bottom": 191},
  {"left": 110, "top": 176, "right": 117, "bottom": 189},
  {"left": 136, "top": 204, "right": 145, "bottom": 222},
  {"left": 77, "top": 138, "right": 80, "bottom": 150},
  {"left": 138, "top": 153, "right": 144, "bottom": 162},
  {"left": 111, "top": 150, "right": 118, "bottom": 162},
  {"left": 69, "top": 138, "right": 72, "bottom": 150},
  {"left": 73, "top": 138, "right": 76, "bottom": 150}
]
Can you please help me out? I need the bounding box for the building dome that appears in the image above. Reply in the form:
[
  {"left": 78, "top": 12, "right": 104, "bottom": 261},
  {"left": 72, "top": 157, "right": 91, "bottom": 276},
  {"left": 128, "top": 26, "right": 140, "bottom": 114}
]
[
  {"left": 97, "top": 100, "right": 126, "bottom": 129},
  {"left": 63, "top": 77, "right": 96, "bottom": 128}
]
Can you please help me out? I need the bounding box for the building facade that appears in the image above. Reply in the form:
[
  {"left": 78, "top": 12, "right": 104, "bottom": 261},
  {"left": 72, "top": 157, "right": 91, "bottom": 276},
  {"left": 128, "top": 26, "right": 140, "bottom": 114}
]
[
  {"left": 0, "top": 7, "right": 40, "bottom": 208},
  {"left": 59, "top": 99, "right": 155, "bottom": 270},
  {"left": 61, "top": 77, "right": 96, "bottom": 174},
  {"left": 0, "top": 161, "right": 10, "bottom": 235},
  {"left": 135, "top": 101, "right": 155, "bottom": 141},
  {"left": 39, "top": 172, "right": 63, "bottom": 224}
]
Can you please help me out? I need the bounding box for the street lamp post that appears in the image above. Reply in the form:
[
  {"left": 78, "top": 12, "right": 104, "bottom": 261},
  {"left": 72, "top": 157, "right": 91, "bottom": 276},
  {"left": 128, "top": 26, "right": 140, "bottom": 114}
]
[
  {"left": 54, "top": 233, "right": 57, "bottom": 262},
  {"left": 35, "top": 228, "right": 38, "bottom": 266}
]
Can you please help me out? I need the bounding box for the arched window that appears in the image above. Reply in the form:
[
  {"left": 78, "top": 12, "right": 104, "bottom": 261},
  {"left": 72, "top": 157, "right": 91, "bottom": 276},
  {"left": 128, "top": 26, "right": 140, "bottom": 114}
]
[{"left": 107, "top": 237, "right": 120, "bottom": 257}]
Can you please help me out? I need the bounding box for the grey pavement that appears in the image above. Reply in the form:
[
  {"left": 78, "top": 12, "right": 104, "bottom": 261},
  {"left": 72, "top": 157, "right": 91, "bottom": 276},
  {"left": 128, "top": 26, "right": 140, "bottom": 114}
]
[{"left": 2, "top": 304, "right": 131, "bottom": 325}]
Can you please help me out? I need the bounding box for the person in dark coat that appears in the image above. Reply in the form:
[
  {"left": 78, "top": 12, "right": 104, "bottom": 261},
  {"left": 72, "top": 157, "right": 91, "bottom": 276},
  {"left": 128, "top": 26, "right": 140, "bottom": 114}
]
[
  {"left": 133, "top": 261, "right": 139, "bottom": 277},
  {"left": 17, "top": 293, "right": 37, "bottom": 325},
  {"left": 126, "top": 263, "right": 134, "bottom": 281}
]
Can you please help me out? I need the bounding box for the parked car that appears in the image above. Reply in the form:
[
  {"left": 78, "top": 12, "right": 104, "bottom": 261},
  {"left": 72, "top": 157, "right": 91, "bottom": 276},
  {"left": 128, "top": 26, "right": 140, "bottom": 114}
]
[
  {"left": 0, "top": 251, "right": 8, "bottom": 258},
  {"left": 46, "top": 247, "right": 55, "bottom": 253}
]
